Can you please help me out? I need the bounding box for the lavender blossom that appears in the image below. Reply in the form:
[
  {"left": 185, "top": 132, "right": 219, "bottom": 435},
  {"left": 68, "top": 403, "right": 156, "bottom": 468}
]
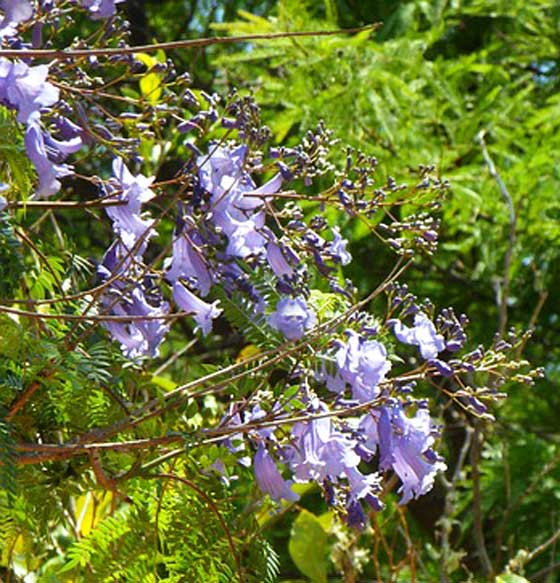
[
  {"left": 267, "top": 297, "right": 316, "bottom": 340},
  {"left": 326, "top": 331, "right": 391, "bottom": 402},
  {"left": 266, "top": 240, "right": 296, "bottom": 278},
  {"left": 391, "top": 312, "right": 445, "bottom": 360},
  {"left": 327, "top": 226, "right": 352, "bottom": 265},
  {"left": 362, "top": 403, "right": 446, "bottom": 504},
  {"left": 165, "top": 226, "right": 212, "bottom": 296},
  {"left": 198, "top": 144, "right": 282, "bottom": 258},
  {"left": 254, "top": 443, "right": 299, "bottom": 503},
  {"left": 0, "top": 60, "right": 58, "bottom": 124},
  {"left": 105, "top": 158, "right": 155, "bottom": 241},
  {"left": 79, "top": 0, "right": 124, "bottom": 19},
  {"left": 0, "top": 0, "right": 33, "bottom": 38},
  {"left": 101, "top": 284, "right": 170, "bottom": 360},
  {"left": 287, "top": 404, "right": 383, "bottom": 515},
  {"left": 24, "top": 118, "right": 75, "bottom": 198},
  {"left": 172, "top": 281, "right": 222, "bottom": 336}
]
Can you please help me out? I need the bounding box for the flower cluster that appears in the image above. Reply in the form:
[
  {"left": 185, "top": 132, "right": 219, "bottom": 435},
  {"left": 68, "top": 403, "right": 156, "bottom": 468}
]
[{"left": 0, "top": 0, "right": 540, "bottom": 532}]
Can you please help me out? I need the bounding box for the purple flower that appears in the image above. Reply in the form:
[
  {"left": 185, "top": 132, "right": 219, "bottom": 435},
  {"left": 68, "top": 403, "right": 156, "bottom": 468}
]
[
  {"left": 267, "top": 297, "right": 316, "bottom": 340},
  {"left": 345, "top": 499, "right": 367, "bottom": 529},
  {"left": 429, "top": 358, "right": 454, "bottom": 378},
  {"left": 326, "top": 331, "right": 391, "bottom": 402},
  {"left": 266, "top": 240, "right": 296, "bottom": 278},
  {"left": 288, "top": 405, "right": 383, "bottom": 520},
  {"left": 101, "top": 284, "right": 170, "bottom": 360},
  {"left": 79, "top": 0, "right": 124, "bottom": 19},
  {"left": 254, "top": 443, "right": 299, "bottom": 503},
  {"left": 363, "top": 403, "right": 446, "bottom": 504},
  {"left": 391, "top": 312, "right": 445, "bottom": 360},
  {"left": 24, "top": 118, "right": 74, "bottom": 199},
  {"left": 0, "top": 0, "right": 33, "bottom": 38},
  {"left": 0, "top": 59, "right": 58, "bottom": 124},
  {"left": 327, "top": 226, "right": 352, "bottom": 265},
  {"left": 198, "top": 145, "right": 282, "bottom": 258},
  {"left": 223, "top": 214, "right": 267, "bottom": 258},
  {"left": 172, "top": 281, "right": 222, "bottom": 336},
  {"left": 165, "top": 227, "right": 212, "bottom": 296},
  {"left": 104, "top": 157, "right": 155, "bottom": 247}
]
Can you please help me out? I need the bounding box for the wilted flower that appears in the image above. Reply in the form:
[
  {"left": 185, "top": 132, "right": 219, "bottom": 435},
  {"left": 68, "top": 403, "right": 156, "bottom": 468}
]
[
  {"left": 390, "top": 312, "right": 445, "bottom": 360},
  {"left": 173, "top": 281, "right": 222, "bottom": 336},
  {"left": 268, "top": 297, "right": 316, "bottom": 340}
]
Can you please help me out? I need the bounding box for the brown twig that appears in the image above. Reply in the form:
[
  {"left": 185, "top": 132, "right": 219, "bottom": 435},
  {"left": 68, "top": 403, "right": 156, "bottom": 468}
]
[{"left": 0, "top": 24, "right": 379, "bottom": 59}]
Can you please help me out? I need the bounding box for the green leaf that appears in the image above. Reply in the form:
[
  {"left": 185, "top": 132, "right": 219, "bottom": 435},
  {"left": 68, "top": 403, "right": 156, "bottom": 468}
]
[
  {"left": 288, "top": 509, "right": 328, "bottom": 583},
  {"left": 495, "top": 575, "right": 531, "bottom": 583}
]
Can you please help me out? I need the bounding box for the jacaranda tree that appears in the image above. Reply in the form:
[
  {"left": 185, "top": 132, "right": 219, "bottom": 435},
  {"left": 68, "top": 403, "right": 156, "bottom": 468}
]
[{"left": 0, "top": 1, "right": 547, "bottom": 582}]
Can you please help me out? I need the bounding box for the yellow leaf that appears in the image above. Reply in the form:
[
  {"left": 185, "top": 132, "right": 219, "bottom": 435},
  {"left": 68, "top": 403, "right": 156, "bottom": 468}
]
[
  {"left": 135, "top": 52, "right": 163, "bottom": 104},
  {"left": 139, "top": 72, "right": 162, "bottom": 104},
  {"left": 236, "top": 344, "right": 261, "bottom": 363}
]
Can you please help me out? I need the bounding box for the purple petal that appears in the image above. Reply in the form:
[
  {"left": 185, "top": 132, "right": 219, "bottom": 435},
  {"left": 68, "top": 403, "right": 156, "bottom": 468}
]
[
  {"left": 268, "top": 297, "right": 316, "bottom": 340},
  {"left": 254, "top": 444, "right": 299, "bottom": 503},
  {"left": 173, "top": 281, "right": 222, "bottom": 336}
]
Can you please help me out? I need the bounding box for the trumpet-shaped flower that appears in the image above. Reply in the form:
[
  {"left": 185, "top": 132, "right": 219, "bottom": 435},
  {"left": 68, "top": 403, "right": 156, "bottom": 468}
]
[
  {"left": 173, "top": 281, "right": 222, "bottom": 336},
  {"left": 327, "top": 226, "right": 352, "bottom": 265},
  {"left": 361, "top": 403, "right": 446, "bottom": 504},
  {"left": 268, "top": 297, "right": 316, "bottom": 340},
  {"left": 326, "top": 331, "right": 391, "bottom": 402},
  {"left": 24, "top": 118, "right": 74, "bottom": 198},
  {"left": 79, "top": 0, "right": 124, "bottom": 19},
  {"left": 254, "top": 443, "right": 299, "bottom": 503},
  {"left": 0, "top": 59, "right": 58, "bottom": 124},
  {"left": 198, "top": 144, "right": 282, "bottom": 258},
  {"left": 165, "top": 227, "right": 212, "bottom": 296},
  {"left": 105, "top": 157, "right": 155, "bottom": 247},
  {"left": 101, "top": 284, "right": 170, "bottom": 360},
  {"left": 391, "top": 312, "right": 445, "bottom": 360}
]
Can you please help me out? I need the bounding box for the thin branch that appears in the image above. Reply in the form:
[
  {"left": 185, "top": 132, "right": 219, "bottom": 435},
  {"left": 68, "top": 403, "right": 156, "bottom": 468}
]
[
  {"left": 495, "top": 448, "right": 560, "bottom": 566},
  {"left": 477, "top": 131, "right": 516, "bottom": 337},
  {"left": 471, "top": 421, "right": 494, "bottom": 578},
  {"left": 0, "top": 24, "right": 380, "bottom": 59},
  {"left": 0, "top": 304, "right": 188, "bottom": 321},
  {"left": 5, "top": 199, "right": 125, "bottom": 209},
  {"left": 439, "top": 424, "right": 473, "bottom": 582},
  {"left": 526, "top": 527, "right": 560, "bottom": 563},
  {"left": 7, "top": 372, "right": 54, "bottom": 421}
]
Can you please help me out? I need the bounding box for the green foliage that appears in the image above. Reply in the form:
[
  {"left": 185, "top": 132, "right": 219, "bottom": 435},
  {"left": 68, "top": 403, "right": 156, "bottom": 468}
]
[
  {"left": 288, "top": 509, "right": 328, "bottom": 583},
  {"left": 0, "top": 212, "right": 24, "bottom": 297},
  {"left": 0, "top": 411, "right": 17, "bottom": 497}
]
